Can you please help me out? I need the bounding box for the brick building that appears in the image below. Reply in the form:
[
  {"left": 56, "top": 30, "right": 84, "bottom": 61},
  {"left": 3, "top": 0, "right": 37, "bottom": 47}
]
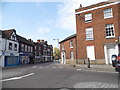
[
  {"left": 75, "top": 1, "right": 120, "bottom": 64},
  {"left": 17, "top": 35, "right": 34, "bottom": 65},
  {"left": 59, "top": 34, "right": 76, "bottom": 64},
  {"left": 34, "top": 40, "right": 53, "bottom": 63}
]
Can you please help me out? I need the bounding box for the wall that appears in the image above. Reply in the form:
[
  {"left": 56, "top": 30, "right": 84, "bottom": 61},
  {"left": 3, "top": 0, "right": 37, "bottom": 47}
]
[{"left": 76, "top": 3, "right": 119, "bottom": 64}]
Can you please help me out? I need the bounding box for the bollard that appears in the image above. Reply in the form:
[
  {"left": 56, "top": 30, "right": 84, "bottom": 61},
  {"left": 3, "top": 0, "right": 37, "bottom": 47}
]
[{"left": 87, "top": 58, "right": 90, "bottom": 68}]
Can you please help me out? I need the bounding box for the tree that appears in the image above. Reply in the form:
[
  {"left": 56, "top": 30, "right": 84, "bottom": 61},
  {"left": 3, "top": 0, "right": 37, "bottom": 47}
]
[{"left": 53, "top": 47, "right": 60, "bottom": 60}]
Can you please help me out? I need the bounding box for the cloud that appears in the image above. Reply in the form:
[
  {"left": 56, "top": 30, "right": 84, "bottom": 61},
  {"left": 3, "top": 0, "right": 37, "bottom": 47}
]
[
  {"left": 55, "top": 0, "right": 107, "bottom": 32},
  {"left": 37, "top": 27, "right": 50, "bottom": 34}
]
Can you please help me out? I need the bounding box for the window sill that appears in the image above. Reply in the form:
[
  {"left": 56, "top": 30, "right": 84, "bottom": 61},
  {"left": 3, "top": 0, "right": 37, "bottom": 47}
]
[
  {"left": 106, "top": 36, "right": 115, "bottom": 39},
  {"left": 104, "top": 16, "right": 113, "bottom": 19},
  {"left": 86, "top": 39, "right": 94, "bottom": 41}
]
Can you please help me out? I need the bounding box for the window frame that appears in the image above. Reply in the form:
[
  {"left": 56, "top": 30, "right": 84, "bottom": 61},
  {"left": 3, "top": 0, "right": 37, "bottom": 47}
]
[
  {"left": 86, "top": 27, "right": 94, "bottom": 40},
  {"left": 105, "top": 24, "right": 115, "bottom": 38},
  {"left": 103, "top": 8, "right": 113, "bottom": 19},
  {"left": 85, "top": 13, "right": 92, "bottom": 23}
]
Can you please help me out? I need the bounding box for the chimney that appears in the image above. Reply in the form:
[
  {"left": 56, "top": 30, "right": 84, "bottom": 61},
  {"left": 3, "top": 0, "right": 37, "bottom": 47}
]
[
  {"left": 37, "top": 39, "right": 41, "bottom": 43},
  {"left": 79, "top": 4, "right": 82, "bottom": 8},
  {"left": 28, "top": 39, "right": 32, "bottom": 42},
  {"left": 42, "top": 40, "right": 44, "bottom": 43}
]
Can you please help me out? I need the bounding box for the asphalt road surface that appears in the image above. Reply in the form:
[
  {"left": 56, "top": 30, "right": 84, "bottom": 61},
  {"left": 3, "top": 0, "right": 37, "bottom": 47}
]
[{"left": 1, "top": 62, "right": 119, "bottom": 90}]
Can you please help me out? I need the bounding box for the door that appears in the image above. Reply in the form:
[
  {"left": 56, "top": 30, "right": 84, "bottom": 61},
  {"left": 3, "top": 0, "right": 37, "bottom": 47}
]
[{"left": 61, "top": 51, "right": 66, "bottom": 64}]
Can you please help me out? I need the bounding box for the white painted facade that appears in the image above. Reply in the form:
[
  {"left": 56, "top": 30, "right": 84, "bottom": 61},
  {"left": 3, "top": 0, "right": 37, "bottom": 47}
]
[
  {"left": 0, "top": 30, "right": 19, "bottom": 67},
  {"left": 104, "top": 44, "right": 119, "bottom": 64}
]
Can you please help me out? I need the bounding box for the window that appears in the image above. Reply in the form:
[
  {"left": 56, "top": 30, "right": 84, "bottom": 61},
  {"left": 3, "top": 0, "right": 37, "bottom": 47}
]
[
  {"left": 105, "top": 24, "right": 115, "bottom": 38},
  {"left": 104, "top": 8, "right": 113, "bottom": 19},
  {"left": 70, "top": 51, "right": 74, "bottom": 59},
  {"left": 21, "top": 44, "right": 24, "bottom": 51},
  {"left": 85, "top": 13, "right": 92, "bottom": 22},
  {"left": 86, "top": 46, "right": 95, "bottom": 60},
  {"left": 70, "top": 40, "right": 73, "bottom": 48},
  {"left": 14, "top": 44, "right": 17, "bottom": 51},
  {"left": 28, "top": 46, "right": 30, "bottom": 52},
  {"left": 9, "top": 43, "right": 12, "bottom": 50},
  {"left": 31, "top": 46, "right": 33, "bottom": 52},
  {"left": 62, "top": 44, "right": 64, "bottom": 50},
  {"left": 25, "top": 45, "right": 27, "bottom": 51},
  {"left": 86, "top": 28, "right": 94, "bottom": 40}
]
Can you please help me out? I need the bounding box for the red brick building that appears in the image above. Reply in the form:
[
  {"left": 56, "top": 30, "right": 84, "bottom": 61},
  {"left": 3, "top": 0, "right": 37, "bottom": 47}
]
[
  {"left": 75, "top": 1, "right": 120, "bottom": 64},
  {"left": 59, "top": 34, "right": 76, "bottom": 64}
]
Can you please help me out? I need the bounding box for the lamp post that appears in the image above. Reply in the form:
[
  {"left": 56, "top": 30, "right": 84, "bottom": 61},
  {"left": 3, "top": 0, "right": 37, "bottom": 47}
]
[
  {"left": 53, "top": 39, "right": 59, "bottom": 49},
  {"left": 53, "top": 39, "right": 60, "bottom": 62}
]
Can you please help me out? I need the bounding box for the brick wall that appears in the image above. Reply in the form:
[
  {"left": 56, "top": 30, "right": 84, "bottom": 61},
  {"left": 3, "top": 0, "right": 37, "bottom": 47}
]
[{"left": 76, "top": 2, "right": 120, "bottom": 64}]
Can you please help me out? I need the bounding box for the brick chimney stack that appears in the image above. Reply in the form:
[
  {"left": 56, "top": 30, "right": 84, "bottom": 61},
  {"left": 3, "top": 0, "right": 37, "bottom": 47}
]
[{"left": 37, "top": 39, "right": 41, "bottom": 43}]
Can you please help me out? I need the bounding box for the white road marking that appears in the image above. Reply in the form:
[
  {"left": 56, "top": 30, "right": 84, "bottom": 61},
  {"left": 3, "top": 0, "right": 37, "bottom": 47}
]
[
  {"left": 52, "top": 67, "right": 56, "bottom": 68},
  {"left": 0, "top": 73, "right": 34, "bottom": 82},
  {"left": 39, "top": 67, "right": 43, "bottom": 68},
  {"left": 32, "top": 66, "right": 37, "bottom": 68},
  {"left": 58, "top": 67, "right": 63, "bottom": 68},
  {"left": 45, "top": 67, "right": 49, "bottom": 68},
  {"left": 77, "top": 69, "right": 82, "bottom": 71}
]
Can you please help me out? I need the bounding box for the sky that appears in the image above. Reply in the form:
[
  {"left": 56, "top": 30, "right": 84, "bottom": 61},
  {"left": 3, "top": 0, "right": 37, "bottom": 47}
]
[{"left": 1, "top": 0, "right": 109, "bottom": 48}]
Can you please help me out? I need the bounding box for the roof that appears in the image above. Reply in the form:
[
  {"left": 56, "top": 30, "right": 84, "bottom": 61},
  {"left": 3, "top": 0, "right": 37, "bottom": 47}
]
[
  {"left": 75, "top": 1, "right": 115, "bottom": 13},
  {"left": 59, "top": 34, "right": 76, "bottom": 43},
  {"left": 2, "top": 29, "right": 15, "bottom": 39},
  {"left": 17, "top": 35, "right": 34, "bottom": 46}
]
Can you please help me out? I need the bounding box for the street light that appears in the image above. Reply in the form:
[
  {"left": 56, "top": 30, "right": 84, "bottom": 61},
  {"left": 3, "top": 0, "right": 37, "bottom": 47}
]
[
  {"left": 53, "top": 38, "right": 60, "bottom": 62},
  {"left": 53, "top": 39, "right": 59, "bottom": 49}
]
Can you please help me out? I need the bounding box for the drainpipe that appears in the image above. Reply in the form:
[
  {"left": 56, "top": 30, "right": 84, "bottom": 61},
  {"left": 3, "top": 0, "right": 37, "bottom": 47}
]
[{"left": 75, "top": 35, "right": 78, "bottom": 65}]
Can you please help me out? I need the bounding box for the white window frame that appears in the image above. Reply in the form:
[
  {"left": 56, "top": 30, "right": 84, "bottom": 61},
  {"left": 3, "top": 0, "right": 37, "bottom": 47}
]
[
  {"left": 105, "top": 24, "right": 115, "bottom": 38},
  {"left": 62, "top": 44, "right": 64, "bottom": 50},
  {"left": 86, "top": 27, "right": 94, "bottom": 40},
  {"left": 70, "top": 51, "right": 74, "bottom": 59},
  {"left": 86, "top": 46, "right": 95, "bottom": 60},
  {"left": 70, "top": 40, "right": 73, "bottom": 48},
  {"left": 103, "top": 8, "right": 113, "bottom": 19},
  {"left": 85, "top": 13, "right": 92, "bottom": 23}
]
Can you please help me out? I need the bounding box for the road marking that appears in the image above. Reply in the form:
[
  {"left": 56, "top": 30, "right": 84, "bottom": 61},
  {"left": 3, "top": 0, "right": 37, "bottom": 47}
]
[
  {"left": 32, "top": 65, "right": 38, "bottom": 68},
  {"left": 77, "top": 69, "right": 82, "bottom": 71},
  {"left": 0, "top": 73, "right": 34, "bottom": 82},
  {"left": 39, "top": 67, "right": 43, "bottom": 68},
  {"left": 45, "top": 67, "right": 49, "bottom": 68},
  {"left": 58, "top": 67, "right": 63, "bottom": 68},
  {"left": 52, "top": 67, "right": 56, "bottom": 68}
]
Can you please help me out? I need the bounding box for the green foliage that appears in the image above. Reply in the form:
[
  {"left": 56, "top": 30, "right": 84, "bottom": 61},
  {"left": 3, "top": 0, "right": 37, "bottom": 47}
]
[{"left": 53, "top": 47, "right": 60, "bottom": 56}]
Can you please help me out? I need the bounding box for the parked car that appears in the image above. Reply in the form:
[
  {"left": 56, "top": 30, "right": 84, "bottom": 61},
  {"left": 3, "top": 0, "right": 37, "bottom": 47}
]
[
  {"left": 111, "top": 54, "right": 117, "bottom": 67},
  {"left": 112, "top": 53, "right": 120, "bottom": 72}
]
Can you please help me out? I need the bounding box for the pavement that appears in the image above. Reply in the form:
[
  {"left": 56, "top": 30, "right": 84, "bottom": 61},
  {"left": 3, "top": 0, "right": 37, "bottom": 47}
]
[{"left": 54, "top": 63, "right": 116, "bottom": 73}]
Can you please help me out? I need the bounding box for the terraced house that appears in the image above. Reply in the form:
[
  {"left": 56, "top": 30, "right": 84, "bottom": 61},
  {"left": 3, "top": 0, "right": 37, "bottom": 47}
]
[
  {"left": 75, "top": 1, "right": 120, "bottom": 64},
  {"left": 0, "top": 29, "right": 19, "bottom": 67}
]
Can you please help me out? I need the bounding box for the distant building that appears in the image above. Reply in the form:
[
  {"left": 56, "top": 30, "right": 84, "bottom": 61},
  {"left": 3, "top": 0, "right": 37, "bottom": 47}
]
[
  {"left": 17, "top": 35, "right": 34, "bottom": 65},
  {"left": 34, "top": 40, "right": 53, "bottom": 63},
  {"left": 0, "top": 29, "right": 19, "bottom": 67},
  {"left": 59, "top": 34, "right": 76, "bottom": 64},
  {"left": 75, "top": 1, "right": 120, "bottom": 64}
]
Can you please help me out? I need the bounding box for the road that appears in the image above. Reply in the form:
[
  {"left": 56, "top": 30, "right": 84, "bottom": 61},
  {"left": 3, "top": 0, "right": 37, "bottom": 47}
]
[{"left": 1, "top": 62, "right": 119, "bottom": 89}]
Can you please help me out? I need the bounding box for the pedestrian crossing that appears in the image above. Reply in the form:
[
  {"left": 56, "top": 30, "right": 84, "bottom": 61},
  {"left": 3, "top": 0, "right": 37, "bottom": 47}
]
[{"left": 32, "top": 65, "right": 63, "bottom": 69}]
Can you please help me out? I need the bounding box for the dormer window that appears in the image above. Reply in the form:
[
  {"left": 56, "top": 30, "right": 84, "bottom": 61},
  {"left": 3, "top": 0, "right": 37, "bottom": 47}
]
[{"left": 10, "top": 32, "right": 17, "bottom": 41}]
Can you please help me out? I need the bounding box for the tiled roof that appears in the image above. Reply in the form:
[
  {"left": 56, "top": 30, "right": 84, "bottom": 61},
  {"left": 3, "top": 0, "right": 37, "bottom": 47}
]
[
  {"left": 17, "top": 35, "right": 34, "bottom": 46},
  {"left": 59, "top": 34, "right": 76, "bottom": 43},
  {"left": 2, "top": 29, "right": 15, "bottom": 39}
]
